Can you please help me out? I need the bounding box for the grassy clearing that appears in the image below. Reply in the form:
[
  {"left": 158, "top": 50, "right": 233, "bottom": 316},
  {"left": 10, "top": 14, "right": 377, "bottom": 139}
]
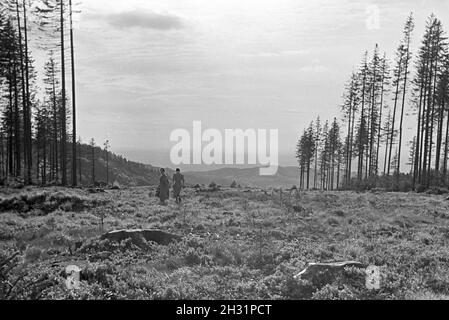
[{"left": 0, "top": 186, "right": 448, "bottom": 300}]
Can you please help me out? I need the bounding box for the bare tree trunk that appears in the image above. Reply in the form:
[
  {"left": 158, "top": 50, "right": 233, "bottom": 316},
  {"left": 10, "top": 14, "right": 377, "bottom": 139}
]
[
  {"left": 443, "top": 109, "right": 449, "bottom": 182},
  {"left": 78, "top": 139, "right": 82, "bottom": 185},
  {"left": 60, "top": 0, "right": 68, "bottom": 185},
  {"left": 91, "top": 145, "right": 95, "bottom": 185},
  {"left": 12, "top": 55, "right": 21, "bottom": 177},
  {"left": 69, "top": 0, "right": 77, "bottom": 186},
  {"left": 22, "top": 0, "right": 32, "bottom": 185}
]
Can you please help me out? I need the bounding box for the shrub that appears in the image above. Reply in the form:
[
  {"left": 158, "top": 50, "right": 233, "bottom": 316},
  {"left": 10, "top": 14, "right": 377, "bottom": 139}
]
[
  {"left": 24, "top": 247, "right": 42, "bottom": 263},
  {"left": 209, "top": 182, "right": 217, "bottom": 188},
  {"left": 312, "top": 284, "right": 358, "bottom": 300},
  {"left": 327, "top": 217, "right": 340, "bottom": 227},
  {"left": 416, "top": 184, "right": 426, "bottom": 193},
  {"left": 426, "top": 186, "right": 449, "bottom": 195},
  {"left": 332, "top": 210, "right": 345, "bottom": 217},
  {"left": 184, "top": 248, "right": 202, "bottom": 266},
  {"left": 280, "top": 275, "right": 316, "bottom": 299},
  {"left": 210, "top": 244, "right": 235, "bottom": 266},
  {"left": 81, "top": 263, "right": 115, "bottom": 286}
]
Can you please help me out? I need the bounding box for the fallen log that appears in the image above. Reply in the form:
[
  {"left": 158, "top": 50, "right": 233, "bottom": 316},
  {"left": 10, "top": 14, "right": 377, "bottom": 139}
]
[{"left": 101, "top": 229, "right": 182, "bottom": 246}]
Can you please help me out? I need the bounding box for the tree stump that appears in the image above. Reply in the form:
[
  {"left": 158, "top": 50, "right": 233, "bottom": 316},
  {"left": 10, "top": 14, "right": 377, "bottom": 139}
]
[
  {"left": 294, "top": 261, "right": 366, "bottom": 283},
  {"left": 101, "top": 229, "right": 182, "bottom": 246}
]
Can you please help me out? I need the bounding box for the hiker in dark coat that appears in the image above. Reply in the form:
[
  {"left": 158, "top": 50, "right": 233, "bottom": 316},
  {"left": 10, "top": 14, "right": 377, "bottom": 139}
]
[
  {"left": 172, "top": 168, "right": 185, "bottom": 204},
  {"left": 158, "top": 168, "right": 170, "bottom": 205}
]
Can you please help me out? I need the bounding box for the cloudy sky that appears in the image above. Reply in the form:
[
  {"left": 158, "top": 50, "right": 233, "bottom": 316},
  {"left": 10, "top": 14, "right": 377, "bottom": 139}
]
[{"left": 49, "top": 0, "right": 449, "bottom": 168}]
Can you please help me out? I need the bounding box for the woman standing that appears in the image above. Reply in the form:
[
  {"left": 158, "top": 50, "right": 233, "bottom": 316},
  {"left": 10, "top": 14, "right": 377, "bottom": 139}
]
[
  {"left": 173, "top": 168, "right": 185, "bottom": 204},
  {"left": 157, "top": 168, "right": 170, "bottom": 205}
]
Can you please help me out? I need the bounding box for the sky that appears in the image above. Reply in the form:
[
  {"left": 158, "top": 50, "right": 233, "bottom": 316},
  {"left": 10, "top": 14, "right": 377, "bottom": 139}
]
[{"left": 34, "top": 0, "right": 449, "bottom": 169}]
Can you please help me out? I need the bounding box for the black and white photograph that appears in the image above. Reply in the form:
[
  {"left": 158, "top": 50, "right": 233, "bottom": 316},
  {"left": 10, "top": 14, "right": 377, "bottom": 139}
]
[{"left": 0, "top": 0, "right": 448, "bottom": 306}]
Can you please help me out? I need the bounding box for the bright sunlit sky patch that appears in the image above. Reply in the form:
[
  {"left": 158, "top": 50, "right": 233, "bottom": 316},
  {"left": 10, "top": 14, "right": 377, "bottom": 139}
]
[{"left": 34, "top": 0, "right": 449, "bottom": 167}]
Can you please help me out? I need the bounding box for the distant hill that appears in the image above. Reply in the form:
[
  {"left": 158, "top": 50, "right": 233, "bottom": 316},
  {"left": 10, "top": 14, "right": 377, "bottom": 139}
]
[
  {"left": 184, "top": 166, "right": 300, "bottom": 188},
  {"left": 76, "top": 144, "right": 173, "bottom": 187},
  {"left": 76, "top": 144, "right": 299, "bottom": 188}
]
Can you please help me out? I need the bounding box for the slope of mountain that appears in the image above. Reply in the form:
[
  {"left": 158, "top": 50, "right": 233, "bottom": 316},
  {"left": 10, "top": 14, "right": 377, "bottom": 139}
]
[
  {"left": 184, "top": 166, "right": 300, "bottom": 188},
  {"left": 77, "top": 144, "right": 171, "bottom": 187}
]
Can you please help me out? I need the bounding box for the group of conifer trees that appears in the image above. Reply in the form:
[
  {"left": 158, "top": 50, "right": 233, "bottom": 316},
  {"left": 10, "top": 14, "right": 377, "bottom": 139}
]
[
  {"left": 296, "top": 117, "right": 342, "bottom": 190},
  {"left": 0, "top": 0, "right": 79, "bottom": 186},
  {"left": 296, "top": 13, "right": 449, "bottom": 191}
]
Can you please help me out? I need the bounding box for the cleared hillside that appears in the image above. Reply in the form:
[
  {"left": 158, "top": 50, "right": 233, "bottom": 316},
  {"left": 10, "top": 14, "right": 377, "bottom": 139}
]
[
  {"left": 1, "top": 186, "right": 448, "bottom": 299},
  {"left": 49, "top": 143, "right": 165, "bottom": 187}
]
